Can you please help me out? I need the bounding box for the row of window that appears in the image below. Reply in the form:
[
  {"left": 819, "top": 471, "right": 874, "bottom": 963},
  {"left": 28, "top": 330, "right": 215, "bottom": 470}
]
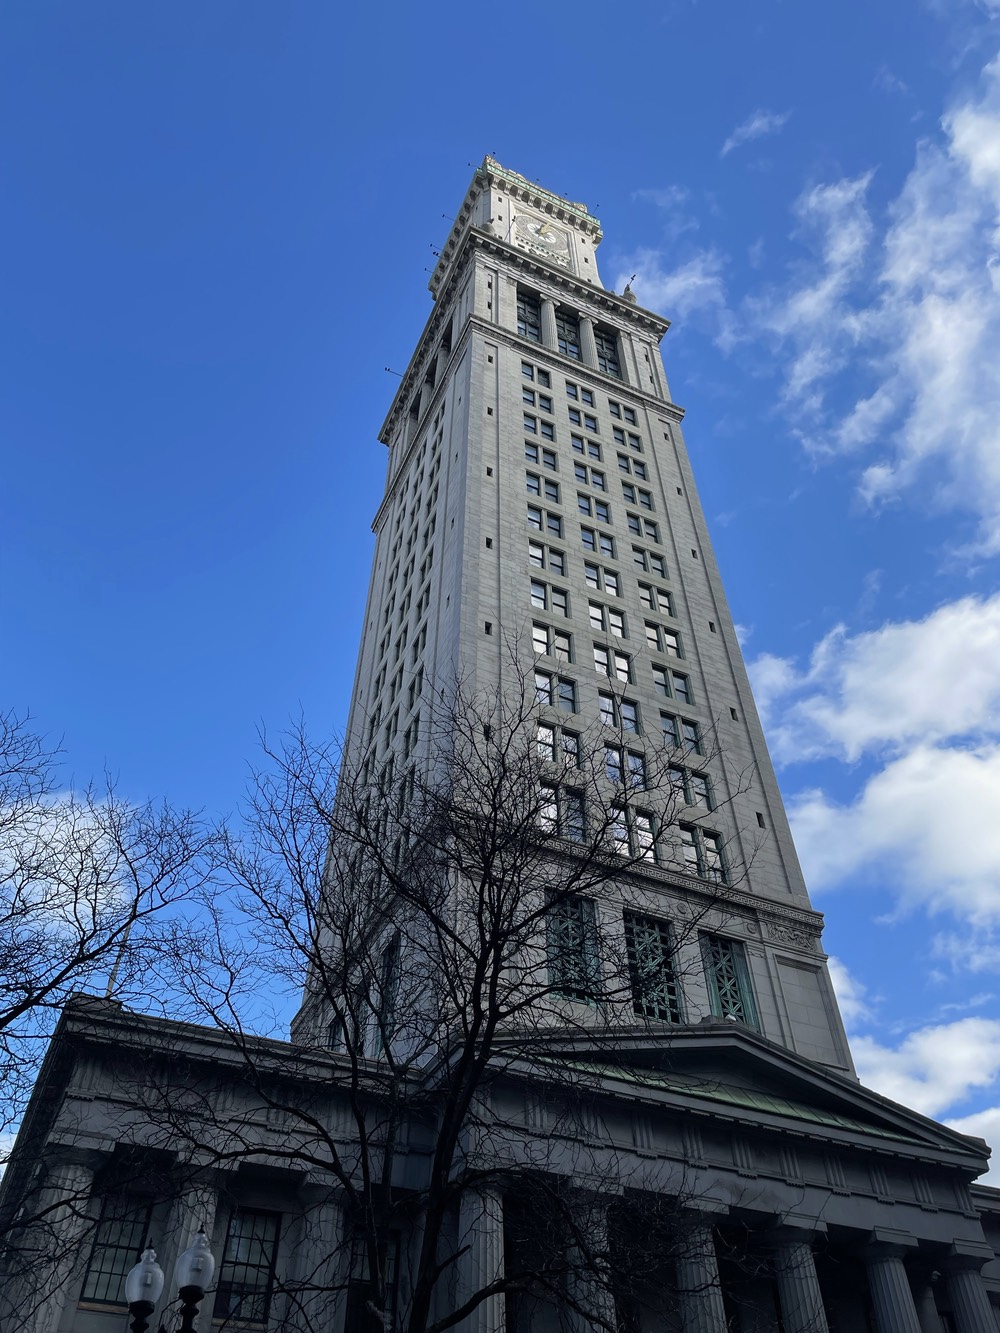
[
  {"left": 548, "top": 902, "right": 758, "bottom": 1027},
  {"left": 521, "top": 360, "right": 638, "bottom": 428},
  {"left": 81, "top": 1201, "right": 279, "bottom": 1322},
  {"left": 525, "top": 469, "right": 654, "bottom": 517},
  {"left": 527, "top": 504, "right": 662, "bottom": 548},
  {"left": 533, "top": 669, "right": 698, "bottom": 723}
]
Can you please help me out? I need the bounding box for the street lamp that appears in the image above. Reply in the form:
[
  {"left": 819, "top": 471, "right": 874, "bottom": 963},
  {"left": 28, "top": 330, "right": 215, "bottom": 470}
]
[
  {"left": 125, "top": 1229, "right": 215, "bottom": 1333},
  {"left": 175, "top": 1229, "right": 217, "bottom": 1333},
  {"left": 124, "top": 1247, "right": 164, "bottom": 1333}
]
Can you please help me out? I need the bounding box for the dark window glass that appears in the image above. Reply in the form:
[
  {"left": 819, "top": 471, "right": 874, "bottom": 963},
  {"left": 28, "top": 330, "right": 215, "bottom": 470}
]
[
  {"left": 517, "top": 294, "right": 541, "bottom": 342},
  {"left": 81, "top": 1197, "right": 152, "bottom": 1306},
  {"left": 214, "top": 1210, "right": 281, "bottom": 1324},
  {"left": 547, "top": 895, "right": 599, "bottom": 1001},
  {"left": 556, "top": 312, "right": 581, "bottom": 360},
  {"left": 626, "top": 913, "right": 682, "bottom": 1022}
]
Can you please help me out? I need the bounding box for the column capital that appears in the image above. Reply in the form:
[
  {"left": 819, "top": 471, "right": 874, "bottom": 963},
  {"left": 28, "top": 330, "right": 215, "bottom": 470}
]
[{"left": 943, "top": 1241, "right": 995, "bottom": 1273}]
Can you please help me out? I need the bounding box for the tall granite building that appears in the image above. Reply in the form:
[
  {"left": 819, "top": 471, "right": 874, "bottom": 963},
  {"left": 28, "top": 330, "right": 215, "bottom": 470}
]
[{"left": 3, "top": 159, "right": 1000, "bottom": 1333}]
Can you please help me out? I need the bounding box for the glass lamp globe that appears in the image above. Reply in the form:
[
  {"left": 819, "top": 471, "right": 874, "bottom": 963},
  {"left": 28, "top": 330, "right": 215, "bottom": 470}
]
[
  {"left": 175, "top": 1228, "right": 216, "bottom": 1291},
  {"left": 124, "top": 1247, "right": 165, "bottom": 1305}
]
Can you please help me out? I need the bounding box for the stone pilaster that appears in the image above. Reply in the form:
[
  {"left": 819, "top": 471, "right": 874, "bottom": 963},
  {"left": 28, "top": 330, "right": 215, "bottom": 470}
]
[
  {"left": 771, "top": 1228, "right": 829, "bottom": 1333},
  {"left": 457, "top": 1183, "right": 505, "bottom": 1333},
  {"left": 675, "top": 1219, "right": 727, "bottom": 1333},
  {"left": 162, "top": 1181, "right": 220, "bottom": 1330},
  {"left": 863, "top": 1243, "right": 922, "bottom": 1333}
]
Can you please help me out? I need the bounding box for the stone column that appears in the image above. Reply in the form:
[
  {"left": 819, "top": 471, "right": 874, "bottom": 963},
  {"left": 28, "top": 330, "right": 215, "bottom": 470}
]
[
  {"left": 162, "top": 1181, "right": 220, "bottom": 1330},
  {"left": 27, "top": 1159, "right": 96, "bottom": 1333},
  {"left": 771, "top": 1229, "right": 829, "bottom": 1333},
  {"left": 676, "top": 1219, "right": 727, "bottom": 1333},
  {"left": 540, "top": 298, "right": 557, "bottom": 350},
  {"left": 944, "top": 1255, "right": 996, "bottom": 1333},
  {"left": 863, "top": 1244, "right": 922, "bottom": 1333},
  {"left": 912, "top": 1282, "right": 944, "bottom": 1333},
  {"left": 288, "top": 1191, "right": 348, "bottom": 1333},
  {"left": 579, "top": 314, "right": 599, "bottom": 369},
  {"left": 457, "top": 1183, "right": 505, "bottom": 1333},
  {"left": 565, "top": 1191, "right": 616, "bottom": 1333}
]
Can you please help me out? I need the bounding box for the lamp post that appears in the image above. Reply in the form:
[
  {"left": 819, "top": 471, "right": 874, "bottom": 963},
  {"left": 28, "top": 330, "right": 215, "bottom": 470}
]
[
  {"left": 174, "top": 1229, "right": 216, "bottom": 1333},
  {"left": 125, "top": 1229, "right": 215, "bottom": 1333},
  {"left": 124, "top": 1247, "right": 164, "bottom": 1333}
]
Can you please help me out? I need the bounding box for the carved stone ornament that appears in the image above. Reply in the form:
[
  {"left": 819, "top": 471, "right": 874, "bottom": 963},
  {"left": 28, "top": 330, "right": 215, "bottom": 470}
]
[{"left": 765, "top": 919, "right": 821, "bottom": 951}]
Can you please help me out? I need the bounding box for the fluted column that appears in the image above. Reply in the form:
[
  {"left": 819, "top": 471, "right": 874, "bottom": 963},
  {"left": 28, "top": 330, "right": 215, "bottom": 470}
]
[
  {"left": 540, "top": 298, "right": 557, "bottom": 350},
  {"left": 565, "top": 1191, "right": 616, "bottom": 1333},
  {"left": 771, "top": 1228, "right": 829, "bottom": 1333},
  {"left": 579, "top": 314, "right": 599, "bottom": 369},
  {"left": 676, "top": 1219, "right": 727, "bottom": 1333},
  {"left": 28, "top": 1159, "right": 96, "bottom": 1333},
  {"left": 457, "top": 1183, "right": 505, "bottom": 1333},
  {"left": 944, "top": 1256, "right": 996, "bottom": 1333},
  {"left": 162, "top": 1182, "right": 219, "bottom": 1330},
  {"left": 864, "top": 1244, "right": 922, "bottom": 1333}
]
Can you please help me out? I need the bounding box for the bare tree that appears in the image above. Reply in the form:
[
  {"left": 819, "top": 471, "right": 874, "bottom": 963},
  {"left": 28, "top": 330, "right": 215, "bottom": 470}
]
[
  {"left": 0, "top": 708, "right": 221, "bottom": 1313},
  {"left": 138, "top": 664, "right": 761, "bottom": 1333}
]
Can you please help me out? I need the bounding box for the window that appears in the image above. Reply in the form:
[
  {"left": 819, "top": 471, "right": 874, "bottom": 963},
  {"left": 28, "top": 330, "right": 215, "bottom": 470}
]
[
  {"left": 701, "top": 934, "right": 758, "bottom": 1026},
  {"left": 599, "top": 693, "right": 640, "bottom": 732},
  {"left": 214, "top": 1209, "right": 281, "bottom": 1324},
  {"left": 524, "top": 413, "right": 537, "bottom": 434},
  {"left": 577, "top": 494, "right": 610, "bottom": 522},
  {"left": 524, "top": 442, "right": 557, "bottom": 469},
  {"left": 527, "top": 506, "right": 563, "bottom": 537},
  {"left": 593, "top": 645, "right": 632, "bottom": 682},
  {"left": 539, "top": 723, "right": 580, "bottom": 767},
  {"left": 574, "top": 463, "right": 607, "bottom": 491},
  {"left": 618, "top": 454, "right": 648, "bottom": 479},
  {"left": 558, "top": 677, "right": 577, "bottom": 711},
  {"left": 345, "top": 1234, "right": 400, "bottom": 1333},
  {"left": 538, "top": 393, "right": 553, "bottom": 414},
  {"left": 652, "top": 666, "right": 693, "bottom": 705},
  {"left": 571, "top": 435, "right": 602, "bottom": 460},
  {"left": 530, "top": 579, "right": 547, "bottom": 610},
  {"left": 566, "top": 381, "right": 595, "bottom": 405},
  {"left": 689, "top": 772, "right": 712, "bottom": 809},
  {"left": 595, "top": 327, "right": 621, "bottom": 377},
  {"left": 80, "top": 1196, "right": 152, "bottom": 1305},
  {"left": 661, "top": 713, "right": 679, "bottom": 747},
  {"left": 608, "top": 607, "right": 626, "bottom": 637},
  {"left": 646, "top": 624, "right": 682, "bottom": 657},
  {"left": 526, "top": 473, "right": 559, "bottom": 503},
  {"left": 627, "top": 751, "right": 647, "bottom": 789},
  {"left": 556, "top": 311, "right": 581, "bottom": 360},
  {"left": 518, "top": 293, "right": 542, "bottom": 342},
  {"left": 532, "top": 622, "right": 572, "bottom": 661},
  {"left": 528, "top": 540, "right": 565, "bottom": 574},
  {"left": 625, "top": 913, "right": 682, "bottom": 1023},
  {"left": 633, "top": 547, "right": 667, "bottom": 579},
  {"left": 584, "top": 562, "right": 621, "bottom": 596},
  {"left": 621, "top": 483, "right": 653, "bottom": 510},
  {"left": 604, "top": 744, "right": 623, "bottom": 783},
  {"left": 627, "top": 514, "right": 660, "bottom": 541},
  {"left": 638, "top": 583, "right": 673, "bottom": 615},
  {"left": 546, "top": 895, "right": 599, "bottom": 1001},
  {"left": 580, "top": 527, "right": 615, "bottom": 557}
]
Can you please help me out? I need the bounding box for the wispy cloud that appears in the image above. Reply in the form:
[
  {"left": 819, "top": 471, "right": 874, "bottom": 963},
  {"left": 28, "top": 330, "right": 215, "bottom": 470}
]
[
  {"left": 720, "top": 108, "right": 791, "bottom": 157},
  {"left": 754, "top": 51, "right": 1000, "bottom": 554}
]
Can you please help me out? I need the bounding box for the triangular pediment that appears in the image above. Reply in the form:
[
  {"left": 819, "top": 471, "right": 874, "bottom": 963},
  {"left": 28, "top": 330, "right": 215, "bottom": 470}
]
[{"left": 500, "top": 1022, "right": 990, "bottom": 1172}]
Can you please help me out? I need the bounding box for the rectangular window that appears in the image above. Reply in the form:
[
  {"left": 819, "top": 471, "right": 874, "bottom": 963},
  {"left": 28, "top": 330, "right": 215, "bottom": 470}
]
[
  {"left": 621, "top": 700, "right": 640, "bottom": 733},
  {"left": 608, "top": 608, "right": 626, "bottom": 637},
  {"left": 625, "top": 913, "right": 682, "bottom": 1023},
  {"left": 551, "top": 587, "right": 569, "bottom": 617},
  {"left": 517, "top": 294, "right": 542, "bottom": 342},
  {"left": 80, "top": 1197, "right": 152, "bottom": 1306},
  {"left": 541, "top": 419, "right": 556, "bottom": 441},
  {"left": 589, "top": 602, "right": 605, "bottom": 631},
  {"left": 689, "top": 772, "right": 712, "bottom": 809},
  {"left": 538, "top": 394, "right": 553, "bottom": 415},
  {"left": 547, "top": 895, "right": 598, "bottom": 1001},
  {"left": 627, "top": 751, "right": 647, "bottom": 789},
  {"left": 682, "top": 720, "right": 702, "bottom": 754},
  {"left": 672, "top": 672, "right": 692, "bottom": 704},
  {"left": 345, "top": 1234, "right": 400, "bottom": 1333},
  {"left": 604, "top": 744, "right": 623, "bottom": 783},
  {"left": 557, "top": 677, "right": 577, "bottom": 712},
  {"left": 524, "top": 413, "right": 538, "bottom": 435},
  {"left": 532, "top": 623, "right": 549, "bottom": 656},
  {"left": 530, "top": 579, "right": 547, "bottom": 610},
  {"left": 522, "top": 360, "right": 535, "bottom": 380},
  {"left": 572, "top": 435, "right": 602, "bottom": 460},
  {"left": 594, "top": 328, "right": 621, "bottom": 378},
  {"left": 214, "top": 1210, "right": 281, "bottom": 1324},
  {"left": 662, "top": 713, "right": 679, "bottom": 747},
  {"left": 599, "top": 692, "right": 615, "bottom": 727},
  {"left": 633, "top": 811, "right": 656, "bottom": 861},
  {"left": 527, "top": 505, "right": 543, "bottom": 531},
  {"left": 701, "top": 934, "right": 758, "bottom": 1027},
  {"left": 556, "top": 311, "right": 581, "bottom": 360},
  {"left": 524, "top": 443, "right": 557, "bottom": 469},
  {"left": 537, "top": 723, "right": 556, "bottom": 762},
  {"left": 529, "top": 540, "right": 545, "bottom": 568},
  {"left": 562, "top": 731, "right": 580, "bottom": 768},
  {"left": 535, "top": 671, "right": 553, "bottom": 706}
]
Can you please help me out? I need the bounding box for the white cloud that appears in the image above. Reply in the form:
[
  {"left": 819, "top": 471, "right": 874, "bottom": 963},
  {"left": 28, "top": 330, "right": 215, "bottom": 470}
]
[
  {"left": 720, "top": 109, "right": 791, "bottom": 157},
  {"left": 618, "top": 248, "right": 727, "bottom": 322},
  {"left": 853, "top": 1017, "right": 1000, "bottom": 1117},
  {"left": 749, "top": 593, "right": 1000, "bottom": 764},
  {"left": 827, "top": 956, "right": 871, "bottom": 1025},
  {"left": 790, "top": 743, "right": 1000, "bottom": 921},
  {"left": 756, "top": 52, "right": 1000, "bottom": 553}
]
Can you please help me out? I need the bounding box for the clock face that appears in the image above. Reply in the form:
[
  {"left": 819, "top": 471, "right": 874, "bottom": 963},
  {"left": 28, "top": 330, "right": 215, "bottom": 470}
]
[{"left": 514, "top": 215, "right": 572, "bottom": 267}]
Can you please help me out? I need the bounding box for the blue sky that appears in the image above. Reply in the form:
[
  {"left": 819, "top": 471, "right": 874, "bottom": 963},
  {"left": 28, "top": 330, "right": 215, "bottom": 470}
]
[{"left": 4, "top": 0, "right": 1000, "bottom": 1168}]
